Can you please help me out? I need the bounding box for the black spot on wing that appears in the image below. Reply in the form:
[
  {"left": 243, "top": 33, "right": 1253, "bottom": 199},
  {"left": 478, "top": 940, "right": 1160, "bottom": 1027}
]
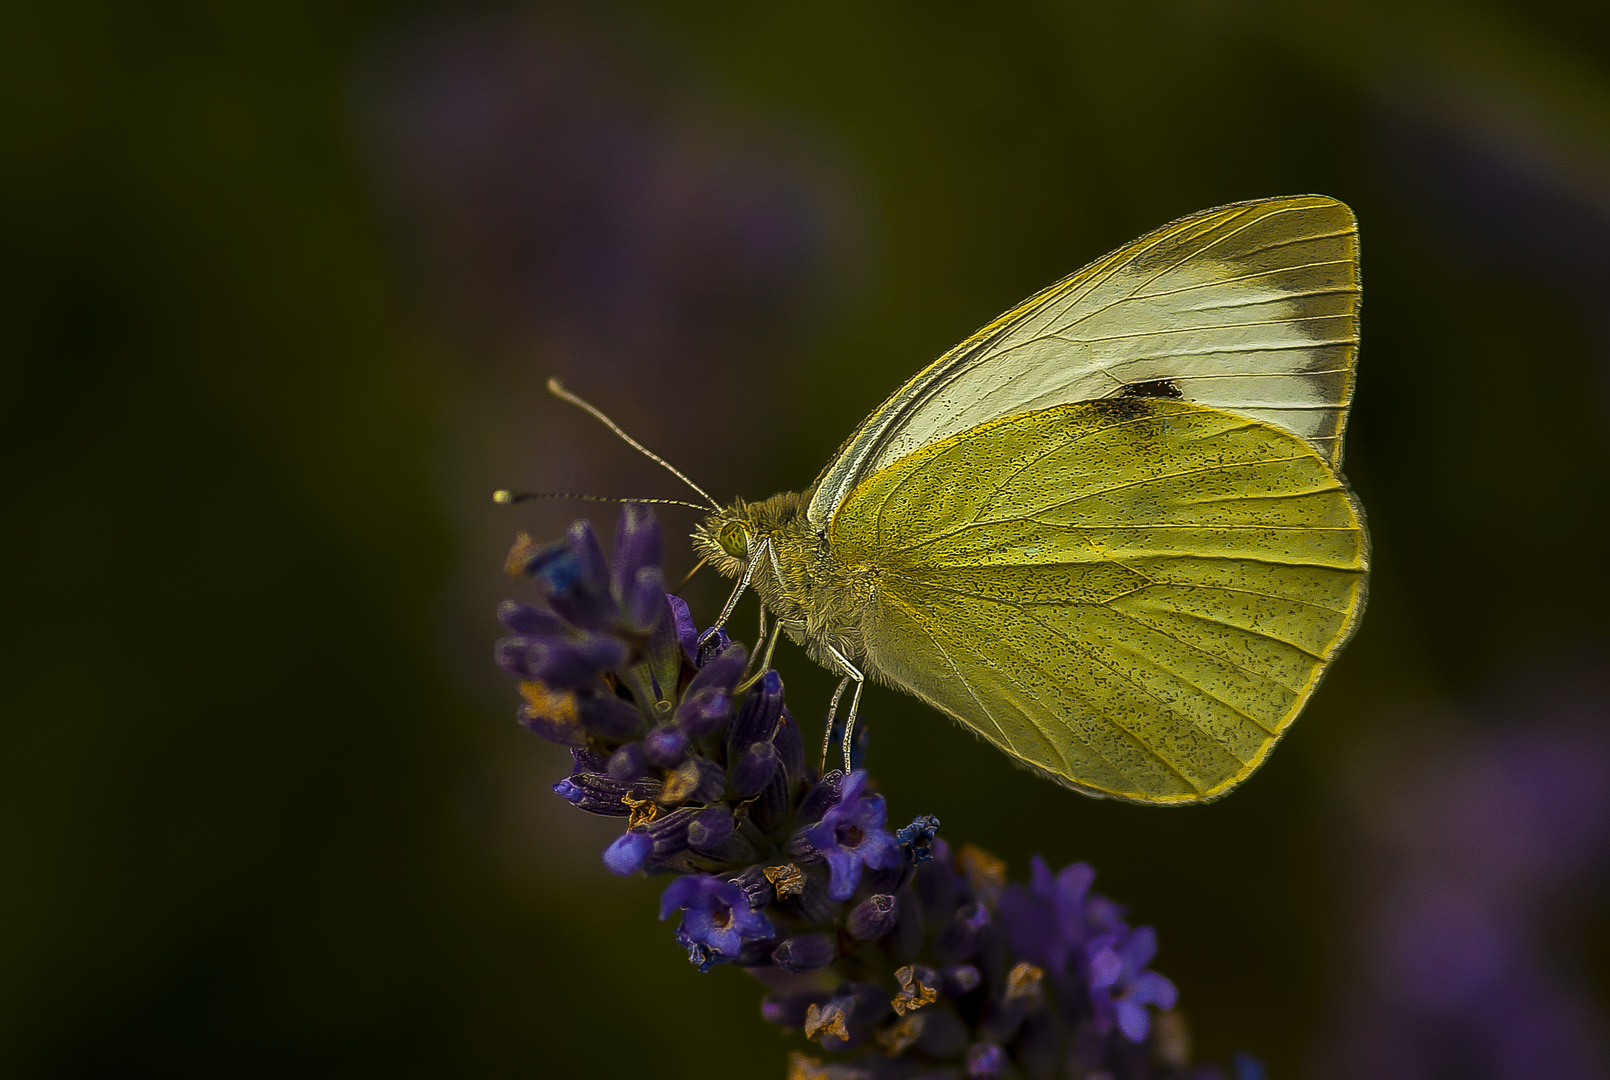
[{"left": 1118, "top": 379, "right": 1183, "bottom": 399}]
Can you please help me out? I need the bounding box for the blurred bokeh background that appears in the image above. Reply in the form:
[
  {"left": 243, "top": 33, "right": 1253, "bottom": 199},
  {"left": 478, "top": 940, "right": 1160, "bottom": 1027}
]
[{"left": 5, "top": 2, "right": 1609, "bottom": 1076}]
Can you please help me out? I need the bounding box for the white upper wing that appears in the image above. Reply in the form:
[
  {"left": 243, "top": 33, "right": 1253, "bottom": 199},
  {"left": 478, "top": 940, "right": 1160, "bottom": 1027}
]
[{"left": 805, "top": 196, "right": 1361, "bottom": 530}]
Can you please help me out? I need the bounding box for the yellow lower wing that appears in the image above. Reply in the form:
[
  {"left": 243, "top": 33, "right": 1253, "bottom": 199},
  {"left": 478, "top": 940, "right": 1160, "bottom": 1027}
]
[{"left": 830, "top": 398, "right": 1368, "bottom": 803}]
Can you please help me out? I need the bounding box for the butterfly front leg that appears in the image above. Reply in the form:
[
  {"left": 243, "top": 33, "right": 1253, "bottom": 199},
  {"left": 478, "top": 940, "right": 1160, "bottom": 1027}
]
[
  {"left": 737, "top": 607, "right": 788, "bottom": 692},
  {"left": 819, "top": 644, "right": 865, "bottom": 776}
]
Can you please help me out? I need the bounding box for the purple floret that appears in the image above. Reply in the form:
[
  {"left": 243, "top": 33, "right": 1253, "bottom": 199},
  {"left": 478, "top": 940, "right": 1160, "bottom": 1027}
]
[
  {"left": 1088, "top": 924, "right": 1179, "bottom": 1042},
  {"left": 660, "top": 874, "right": 775, "bottom": 971},
  {"left": 794, "top": 770, "right": 902, "bottom": 901}
]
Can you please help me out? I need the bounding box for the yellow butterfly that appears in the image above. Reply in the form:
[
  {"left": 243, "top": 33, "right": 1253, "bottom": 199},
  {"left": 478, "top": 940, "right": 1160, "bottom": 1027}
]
[
  {"left": 554, "top": 196, "right": 1369, "bottom": 804},
  {"left": 673, "top": 195, "right": 1370, "bottom": 804}
]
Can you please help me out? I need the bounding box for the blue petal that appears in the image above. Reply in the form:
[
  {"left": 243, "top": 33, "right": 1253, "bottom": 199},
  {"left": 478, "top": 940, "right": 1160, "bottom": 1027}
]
[
  {"left": 1029, "top": 854, "right": 1054, "bottom": 901},
  {"left": 660, "top": 874, "right": 711, "bottom": 919},
  {"left": 1088, "top": 946, "right": 1123, "bottom": 989},
  {"left": 1131, "top": 970, "right": 1178, "bottom": 1009},
  {"left": 838, "top": 769, "right": 870, "bottom": 804},
  {"left": 858, "top": 829, "right": 903, "bottom": 870},
  {"left": 731, "top": 906, "right": 775, "bottom": 942},
  {"left": 602, "top": 831, "right": 653, "bottom": 876},
  {"left": 1121, "top": 925, "right": 1158, "bottom": 972},
  {"left": 1115, "top": 998, "right": 1151, "bottom": 1042},
  {"left": 824, "top": 848, "right": 864, "bottom": 902}
]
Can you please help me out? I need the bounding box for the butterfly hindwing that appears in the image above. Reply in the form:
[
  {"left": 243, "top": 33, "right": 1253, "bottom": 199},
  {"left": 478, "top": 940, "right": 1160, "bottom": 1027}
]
[{"left": 829, "top": 398, "right": 1368, "bottom": 802}]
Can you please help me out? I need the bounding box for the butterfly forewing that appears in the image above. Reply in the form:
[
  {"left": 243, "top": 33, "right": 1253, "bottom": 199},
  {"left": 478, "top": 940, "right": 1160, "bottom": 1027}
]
[
  {"left": 830, "top": 398, "right": 1367, "bottom": 803},
  {"left": 807, "top": 196, "right": 1360, "bottom": 531}
]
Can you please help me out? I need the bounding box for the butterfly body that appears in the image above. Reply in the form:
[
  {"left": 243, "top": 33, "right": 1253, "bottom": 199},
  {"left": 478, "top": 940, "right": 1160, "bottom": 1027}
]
[
  {"left": 692, "top": 196, "right": 1369, "bottom": 804},
  {"left": 695, "top": 491, "right": 874, "bottom": 674}
]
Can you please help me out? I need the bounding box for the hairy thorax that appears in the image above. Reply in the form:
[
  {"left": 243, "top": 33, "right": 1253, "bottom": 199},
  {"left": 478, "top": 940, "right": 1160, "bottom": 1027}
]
[{"left": 691, "top": 491, "right": 877, "bottom": 673}]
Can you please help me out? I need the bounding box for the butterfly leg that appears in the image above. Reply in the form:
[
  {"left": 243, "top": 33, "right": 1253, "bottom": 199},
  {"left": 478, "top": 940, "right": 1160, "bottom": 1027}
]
[
  {"left": 820, "top": 676, "right": 850, "bottom": 773},
  {"left": 825, "top": 645, "right": 865, "bottom": 775},
  {"left": 737, "top": 614, "right": 784, "bottom": 693},
  {"left": 699, "top": 538, "right": 767, "bottom": 648}
]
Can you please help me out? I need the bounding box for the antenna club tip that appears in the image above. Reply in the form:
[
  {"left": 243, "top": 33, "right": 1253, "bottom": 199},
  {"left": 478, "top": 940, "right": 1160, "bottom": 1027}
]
[
  {"left": 492, "top": 489, "right": 514, "bottom": 505},
  {"left": 546, "top": 376, "right": 566, "bottom": 395}
]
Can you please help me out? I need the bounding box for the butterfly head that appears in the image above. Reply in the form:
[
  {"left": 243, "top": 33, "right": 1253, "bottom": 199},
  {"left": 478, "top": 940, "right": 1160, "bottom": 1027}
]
[
  {"left": 692, "top": 506, "right": 759, "bottom": 581},
  {"left": 691, "top": 492, "right": 809, "bottom": 582}
]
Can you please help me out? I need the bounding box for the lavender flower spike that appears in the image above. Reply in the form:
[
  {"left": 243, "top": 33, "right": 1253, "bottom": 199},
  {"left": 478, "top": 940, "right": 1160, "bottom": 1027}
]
[{"left": 498, "top": 511, "right": 1254, "bottom": 1077}]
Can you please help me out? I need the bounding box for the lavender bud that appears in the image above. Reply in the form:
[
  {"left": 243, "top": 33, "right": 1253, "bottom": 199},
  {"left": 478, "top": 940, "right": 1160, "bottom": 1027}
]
[
  {"left": 645, "top": 807, "right": 695, "bottom": 857},
  {"left": 687, "top": 805, "right": 735, "bottom": 853},
  {"left": 773, "top": 932, "right": 836, "bottom": 974},
  {"left": 506, "top": 536, "right": 567, "bottom": 578},
  {"left": 493, "top": 636, "right": 533, "bottom": 676},
  {"left": 621, "top": 565, "right": 667, "bottom": 633},
  {"left": 786, "top": 873, "right": 841, "bottom": 926},
  {"left": 688, "top": 639, "right": 745, "bottom": 693},
  {"left": 643, "top": 725, "right": 690, "bottom": 767},
  {"left": 577, "top": 693, "right": 643, "bottom": 741},
  {"left": 571, "top": 746, "right": 609, "bottom": 774},
  {"left": 538, "top": 522, "right": 615, "bottom": 630},
  {"left": 551, "top": 773, "right": 629, "bottom": 815},
  {"left": 774, "top": 708, "right": 808, "bottom": 788},
  {"left": 606, "top": 743, "right": 647, "bottom": 782},
  {"left": 736, "top": 936, "right": 779, "bottom": 967},
  {"left": 673, "top": 686, "right": 732, "bottom": 737},
  {"left": 749, "top": 764, "right": 790, "bottom": 836},
  {"left": 695, "top": 628, "right": 732, "bottom": 668},
  {"left": 729, "top": 741, "right": 780, "bottom": 799},
  {"left": 522, "top": 635, "right": 626, "bottom": 689},
  {"left": 847, "top": 893, "right": 900, "bottom": 941},
  {"left": 726, "top": 669, "right": 783, "bottom": 762},
  {"left": 795, "top": 771, "right": 843, "bottom": 826},
  {"left": 566, "top": 520, "right": 611, "bottom": 597},
  {"left": 602, "top": 831, "right": 653, "bottom": 876},
  {"left": 609, "top": 504, "right": 662, "bottom": 601},
  {"left": 826, "top": 982, "right": 895, "bottom": 1047},
  {"left": 667, "top": 595, "right": 698, "bottom": 662},
  {"left": 551, "top": 777, "right": 586, "bottom": 807},
  {"left": 496, "top": 599, "right": 566, "bottom": 637}
]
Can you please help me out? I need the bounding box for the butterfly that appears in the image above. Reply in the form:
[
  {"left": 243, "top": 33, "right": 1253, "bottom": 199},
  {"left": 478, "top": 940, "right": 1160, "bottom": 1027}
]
[{"left": 681, "top": 195, "right": 1368, "bottom": 804}]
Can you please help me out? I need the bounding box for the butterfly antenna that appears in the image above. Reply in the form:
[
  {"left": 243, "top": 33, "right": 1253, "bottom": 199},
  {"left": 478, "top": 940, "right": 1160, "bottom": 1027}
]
[
  {"left": 492, "top": 490, "right": 710, "bottom": 512},
  {"left": 547, "top": 378, "right": 721, "bottom": 512}
]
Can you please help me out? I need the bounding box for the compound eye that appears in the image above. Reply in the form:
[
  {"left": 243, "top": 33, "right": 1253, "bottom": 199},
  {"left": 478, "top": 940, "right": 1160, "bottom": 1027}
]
[{"left": 717, "top": 521, "right": 749, "bottom": 559}]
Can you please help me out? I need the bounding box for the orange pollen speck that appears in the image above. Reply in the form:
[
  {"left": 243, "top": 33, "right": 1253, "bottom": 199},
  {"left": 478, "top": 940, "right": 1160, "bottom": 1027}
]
[
  {"left": 620, "top": 793, "right": 658, "bottom": 829},
  {"left": 1005, "top": 961, "right": 1046, "bottom": 1004}
]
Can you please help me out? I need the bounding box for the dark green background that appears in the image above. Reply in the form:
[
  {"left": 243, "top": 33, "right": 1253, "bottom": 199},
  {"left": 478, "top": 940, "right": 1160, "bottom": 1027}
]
[{"left": 5, "top": 2, "right": 1609, "bottom": 1076}]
